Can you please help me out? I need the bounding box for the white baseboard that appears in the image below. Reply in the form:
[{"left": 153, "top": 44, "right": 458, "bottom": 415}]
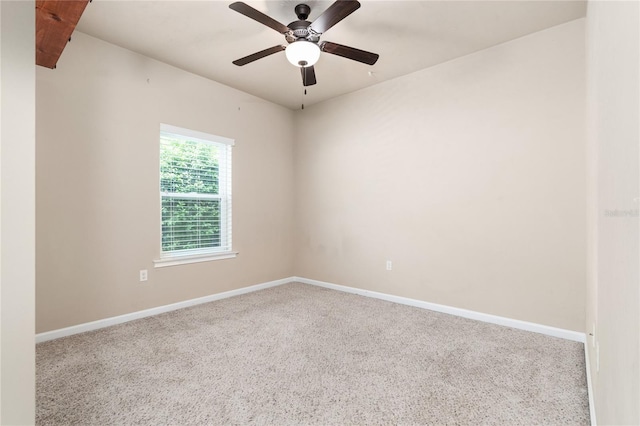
[
  {"left": 584, "top": 343, "right": 597, "bottom": 425},
  {"left": 37, "top": 276, "right": 586, "bottom": 345},
  {"left": 293, "top": 276, "right": 586, "bottom": 343},
  {"left": 35, "top": 277, "right": 292, "bottom": 343}
]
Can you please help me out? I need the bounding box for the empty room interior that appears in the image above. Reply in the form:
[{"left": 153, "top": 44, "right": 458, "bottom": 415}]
[{"left": 1, "top": 0, "right": 638, "bottom": 424}]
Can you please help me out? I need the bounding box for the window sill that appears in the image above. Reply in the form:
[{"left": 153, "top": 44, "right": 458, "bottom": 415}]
[{"left": 153, "top": 251, "right": 238, "bottom": 268}]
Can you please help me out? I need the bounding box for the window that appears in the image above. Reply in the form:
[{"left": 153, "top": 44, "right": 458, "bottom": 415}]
[{"left": 155, "top": 124, "right": 234, "bottom": 267}]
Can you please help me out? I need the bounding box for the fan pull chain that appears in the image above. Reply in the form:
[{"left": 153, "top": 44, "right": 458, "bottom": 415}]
[{"left": 301, "top": 87, "right": 307, "bottom": 110}]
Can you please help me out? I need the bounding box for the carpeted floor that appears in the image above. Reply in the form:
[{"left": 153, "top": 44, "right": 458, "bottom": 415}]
[{"left": 37, "top": 282, "right": 590, "bottom": 425}]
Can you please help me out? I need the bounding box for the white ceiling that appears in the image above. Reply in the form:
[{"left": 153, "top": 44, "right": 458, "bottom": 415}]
[{"left": 75, "top": 0, "right": 586, "bottom": 110}]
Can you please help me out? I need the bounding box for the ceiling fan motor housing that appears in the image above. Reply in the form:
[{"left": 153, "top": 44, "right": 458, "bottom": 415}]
[
  {"left": 287, "top": 20, "right": 315, "bottom": 41},
  {"left": 285, "top": 4, "right": 320, "bottom": 43}
]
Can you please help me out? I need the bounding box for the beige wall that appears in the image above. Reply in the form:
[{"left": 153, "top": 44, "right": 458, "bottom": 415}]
[
  {"left": 294, "top": 19, "right": 587, "bottom": 332},
  {"left": 37, "top": 20, "right": 589, "bottom": 335},
  {"left": 586, "top": 1, "right": 639, "bottom": 424},
  {"left": 36, "top": 32, "right": 295, "bottom": 332},
  {"left": 0, "top": 1, "right": 36, "bottom": 423}
]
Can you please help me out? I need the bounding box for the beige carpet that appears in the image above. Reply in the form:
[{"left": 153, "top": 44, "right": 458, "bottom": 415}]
[{"left": 37, "top": 282, "right": 589, "bottom": 425}]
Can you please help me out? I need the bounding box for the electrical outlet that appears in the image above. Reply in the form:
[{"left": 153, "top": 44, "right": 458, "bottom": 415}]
[
  {"left": 139, "top": 269, "right": 148, "bottom": 282},
  {"left": 386, "top": 260, "right": 392, "bottom": 271}
]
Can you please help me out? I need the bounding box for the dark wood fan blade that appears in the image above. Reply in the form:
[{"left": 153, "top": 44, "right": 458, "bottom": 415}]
[
  {"left": 321, "top": 41, "right": 379, "bottom": 65},
  {"left": 229, "top": 2, "right": 290, "bottom": 34},
  {"left": 301, "top": 65, "right": 317, "bottom": 86},
  {"left": 309, "top": 0, "right": 360, "bottom": 34},
  {"left": 233, "top": 45, "right": 286, "bottom": 66}
]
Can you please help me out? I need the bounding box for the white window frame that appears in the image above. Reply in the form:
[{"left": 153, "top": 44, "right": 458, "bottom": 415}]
[{"left": 153, "top": 124, "right": 236, "bottom": 268}]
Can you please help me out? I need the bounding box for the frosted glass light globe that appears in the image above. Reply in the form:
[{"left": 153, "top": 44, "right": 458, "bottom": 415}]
[{"left": 285, "top": 41, "right": 320, "bottom": 67}]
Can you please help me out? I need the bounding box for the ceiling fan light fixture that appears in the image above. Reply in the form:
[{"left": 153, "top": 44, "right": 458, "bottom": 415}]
[{"left": 285, "top": 40, "right": 320, "bottom": 67}]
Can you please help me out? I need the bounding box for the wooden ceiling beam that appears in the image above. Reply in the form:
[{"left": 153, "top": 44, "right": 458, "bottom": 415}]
[{"left": 36, "top": 0, "right": 89, "bottom": 69}]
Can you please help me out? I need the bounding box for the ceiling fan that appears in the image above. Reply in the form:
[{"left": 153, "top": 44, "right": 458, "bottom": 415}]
[{"left": 229, "top": 0, "right": 379, "bottom": 87}]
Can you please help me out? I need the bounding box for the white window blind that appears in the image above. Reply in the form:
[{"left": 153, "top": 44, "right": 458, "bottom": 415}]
[{"left": 159, "top": 124, "right": 233, "bottom": 258}]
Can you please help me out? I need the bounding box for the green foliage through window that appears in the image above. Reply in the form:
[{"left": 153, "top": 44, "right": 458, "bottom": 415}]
[{"left": 160, "top": 131, "right": 230, "bottom": 254}]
